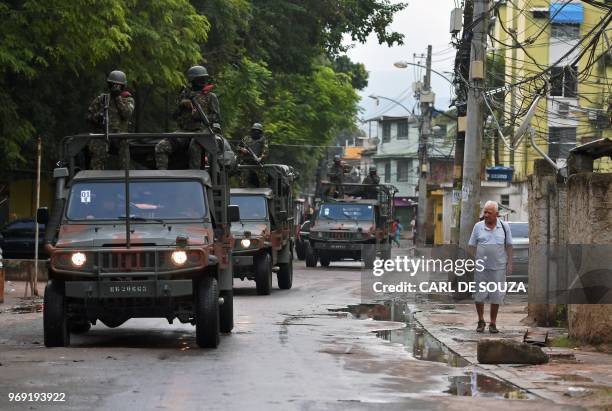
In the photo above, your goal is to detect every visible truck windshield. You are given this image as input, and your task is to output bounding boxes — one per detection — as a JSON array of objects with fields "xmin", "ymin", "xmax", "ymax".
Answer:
[
  {"xmin": 67, "ymin": 180, "xmax": 206, "ymax": 221},
  {"xmin": 318, "ymin": 203, "xmax": 374, "ymax": 221},
  {"xmin": 230, "ymin": 195, "xmax": 268, "ymax": 220}
]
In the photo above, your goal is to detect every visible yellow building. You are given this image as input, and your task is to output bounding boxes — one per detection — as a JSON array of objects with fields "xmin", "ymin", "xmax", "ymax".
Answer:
[{"xmin": 492, "ymin": 0, "xmax": 611, "ymax": 180}]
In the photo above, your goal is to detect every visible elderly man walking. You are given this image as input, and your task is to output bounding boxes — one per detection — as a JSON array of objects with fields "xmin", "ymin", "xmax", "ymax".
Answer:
[{"xmin": 468, "ymin": 201, "xmax": 513, "ymax": 333}]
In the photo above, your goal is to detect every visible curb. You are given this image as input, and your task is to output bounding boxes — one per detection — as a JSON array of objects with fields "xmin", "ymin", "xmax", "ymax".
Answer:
[{"xmin": 412, "ymin": 309, "xmax": 559, "ymax": 402}]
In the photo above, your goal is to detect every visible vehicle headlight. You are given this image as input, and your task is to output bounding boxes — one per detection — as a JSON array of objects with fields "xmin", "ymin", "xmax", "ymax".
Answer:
[
  {"xmin": 171, "ymin": 250, "xmax": 187, "ymax": 266},
  {"xmin": 240, "ymin": 238, "xmax": 251, "ymax": 248},
  {"xmin": 71, "ymin": 252, "xmax": 87, "ymax": 267},
  {"xmin": 317, "ymin": 231, "xmax": 324, "ymax": 239}
]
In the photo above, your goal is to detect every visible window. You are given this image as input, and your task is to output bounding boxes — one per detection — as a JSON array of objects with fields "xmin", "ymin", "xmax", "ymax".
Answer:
[
  {"xmin": 384, "ymin": 161, "xmax": 391, "ymax": 183},
  {"xmin": 67, "ymin": 180, "xmax": 207, "ymax": 221},
  {"xmin": 434, "ymin": 124, "xmax": 447, "ymax": 138},
  {"xmin": 551, "ymin": 23, "xmax": 580, "ymax": 40},
  {"xmin": 397, "ymin": 120, "xmax": 409, "ymax": 140},
  {"xmin": 548, "ymin": 127, "xmax": 576, "ymax": 160},
  {"xmin": 397, "ymin": 160, "xmax": 411, "ymax": 182},
  {"xmin": 500, "ymin": 194, "xmax": 510, "ymax": 207},
  {"xmin": 550, "ymin": 66, "xmax": 577, "ymax": 97},
  {"xmin": 382, "ymin": 123, "xmax": 391, "ymax": 142}
]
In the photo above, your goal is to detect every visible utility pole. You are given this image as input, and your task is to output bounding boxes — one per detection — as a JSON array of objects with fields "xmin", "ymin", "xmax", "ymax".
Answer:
[
  {"xmin": 459, "ymin": 0, "xmax": 489, "ymax": 249},
  {"xmin": 416, "ymin": 45, "xmax": 433, "ymax": 246},
  {"xmin": 450, "ymin": 0, "xmax": 474, "ymax": 245}
]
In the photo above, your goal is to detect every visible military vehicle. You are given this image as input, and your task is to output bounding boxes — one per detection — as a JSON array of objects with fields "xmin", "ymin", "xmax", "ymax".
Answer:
[
  {"xmin": 305, "ymin": 182, "xmax": 396, "ymax": 268},
  {"xmin": 37, "ymin": 132, "xmax": 238, "ymax": 348},
  {"xmin": 230, "ymin": 165, "xmax": 296, "ymax": 295}
]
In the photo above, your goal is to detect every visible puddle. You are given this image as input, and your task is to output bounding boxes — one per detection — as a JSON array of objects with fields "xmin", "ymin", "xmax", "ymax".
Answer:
[
  {"xmin": 331, "ymin": 302, "xmax": 532, "ymax": 400},
  {"xmin": 446, "ymin": 372, "xmax": 531, "ymax": 399}
]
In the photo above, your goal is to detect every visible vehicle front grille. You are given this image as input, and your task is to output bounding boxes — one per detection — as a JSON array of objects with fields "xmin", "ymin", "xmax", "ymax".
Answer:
[{"xmin": 97, "ymin": 251, "xmax": 162, "ymax": 272}]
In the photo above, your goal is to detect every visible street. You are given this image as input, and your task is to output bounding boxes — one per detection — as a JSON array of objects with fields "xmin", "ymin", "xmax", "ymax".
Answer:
[{"xmin": 0, "ymin": 260, "xmax": 577, "ymax": 411}]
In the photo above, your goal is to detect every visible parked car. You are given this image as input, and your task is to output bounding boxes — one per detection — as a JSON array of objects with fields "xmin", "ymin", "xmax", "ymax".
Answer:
[
  {"xmin": 0, "ymin": 219, "xmax": 47, "ymax": 259},
  {"xmin": 507, "ymin": 221, "xmax": 528, "ymax": 281}
]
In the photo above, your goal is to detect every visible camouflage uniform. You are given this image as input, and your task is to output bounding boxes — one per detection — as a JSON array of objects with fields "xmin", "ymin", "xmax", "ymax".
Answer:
[
  {"xmin": 362, "ymin": 173, "xmax": 380, "ymax": 199},
  {"xmin": 238, "ymin": 134, "xmax": 269, "ymax": 187},
  {"xmin": 87, "ymin": 92, "xmax": 134, "ymax": 170},
  {"xmin": 155, "ymin": 89, "xmax": 221, "ymax": 170},
  {"xmin": 327, "ymin": 161, "xmax": 345, "ymax": 197}
]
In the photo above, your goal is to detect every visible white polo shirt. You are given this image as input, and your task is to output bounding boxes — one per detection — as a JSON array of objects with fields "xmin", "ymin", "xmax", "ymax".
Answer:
[{"xmin": 468, "ymin": 219, "xmax": 512, "ymax": 270}]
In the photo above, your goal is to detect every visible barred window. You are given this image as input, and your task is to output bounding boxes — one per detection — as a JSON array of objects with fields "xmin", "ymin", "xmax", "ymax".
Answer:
[
  {"xmin": 397, "ymin": 121, "xmax": 409, "ymax": 140},
  {"xmin": 551, "ymin": 23, "xmax": 580, "ymax": 40},
  {"xmin": 382, "ymin": 123, "xmax": 391, "ymax": 142},
  {"xmin": 548, "ymin": 127, "xmax": 576, "ymax": 160},
  {"xmin": 550, "ymin": 66, "xmax": 577, "ymax": 98},
  {"xmin": 397, "ymin": 160, "xmax": 411, "ymax": 182}
]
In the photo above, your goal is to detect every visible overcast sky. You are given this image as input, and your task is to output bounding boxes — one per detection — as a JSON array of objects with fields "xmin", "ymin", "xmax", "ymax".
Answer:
[{"xmin": 344, "ymin": 0, "xmax": 458, "ymax": 133}]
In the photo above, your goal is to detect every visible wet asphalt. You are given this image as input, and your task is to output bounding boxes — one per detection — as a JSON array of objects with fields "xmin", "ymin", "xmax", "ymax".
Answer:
[{"xmin": 0, "ymin": 261, "xmax": 581, "ymax": 411}]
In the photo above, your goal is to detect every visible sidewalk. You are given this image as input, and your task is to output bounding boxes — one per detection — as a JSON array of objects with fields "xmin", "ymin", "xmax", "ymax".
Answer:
[{"xmin": 413, "ymin": 298, "xmax": 612, "ymax": 409}]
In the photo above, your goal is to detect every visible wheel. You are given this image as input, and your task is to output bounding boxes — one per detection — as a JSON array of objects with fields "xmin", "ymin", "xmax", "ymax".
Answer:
[
  {"xmin": 255, "ymin": 253, "xmax": 272, "ymax": 295},
  {"xmin": 319, "ymin": 255, "xmax": 331, "ymax": 267},
  {"xmin": 295, "ymin": 241, "xmax": 305, "ymax": 261},
  {"xmin": 195, "ymin": 277, "xmax": 220, "ymax": 348},
  {"xmin": 381, "ymin": 242, "xmax": 392, "ymax": 260},
  {"xmin": 44, "ymin": 280, "xmax": 70, "ymax": 347},
  {"xmin": 277, "ymin": 253, "xmax": 293, "ymax": 290},
  {"xmin": 70, "ymin": 320, "xmax": 91, "ymax": 334},
  {"xmin": 363, "ymin": 246, "xmax": 376, "ymax": 269},
  {"xmin": 305, "ymin": 243, "xmax": 317, "ymax": 268},
  {"xmin": 219, "ymin": 289, "xmax": 234, "ymax": 333}
]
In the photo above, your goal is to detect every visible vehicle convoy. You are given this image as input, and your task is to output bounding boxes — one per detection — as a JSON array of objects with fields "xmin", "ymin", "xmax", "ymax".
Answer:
[
  {"xmin": 305, "ymin": 182, "xmax": 397, "ymax": 268},
  {"xmin": 38, "ymin": 132, "xmax": 238, "ymax": 348},
  {"xmin": 230, "ymin": 165, "xmax": 296, "ymax": 295}
]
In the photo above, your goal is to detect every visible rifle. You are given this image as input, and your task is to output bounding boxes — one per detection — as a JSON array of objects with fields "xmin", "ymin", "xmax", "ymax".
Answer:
[
  {"xmin": 237, "ymin": 139, "xmax": 263, "ymax": 167},
  {"xmin": 188, "ymin": 93, "xmax": 216, "ymax": 136},
  {"xmin": 102, "ymin": 93, "xmax": 110, "ymax": 147}
]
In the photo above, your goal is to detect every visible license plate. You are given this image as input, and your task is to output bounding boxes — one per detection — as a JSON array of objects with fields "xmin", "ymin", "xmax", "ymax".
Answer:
[{"xmin": 101, "ymin": 282, "xmax": 155, "ymax": 297}]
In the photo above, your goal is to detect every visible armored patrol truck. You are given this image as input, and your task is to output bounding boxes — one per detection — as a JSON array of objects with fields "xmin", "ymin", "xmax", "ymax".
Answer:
[
  {"xmin": 38, "ymin": 132, "xmax": 238, "ymax": 348},
  {"xmin": 305, "ymin": 182, "xmax": 396, "ymax": 268},
  {"xmin": 230, "ymin": 165, "xmax": 295, "ymax": 295}
]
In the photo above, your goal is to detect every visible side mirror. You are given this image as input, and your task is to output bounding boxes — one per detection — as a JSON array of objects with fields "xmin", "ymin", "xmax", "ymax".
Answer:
[
  {"xmin": 278, "ymin": 210, "xmax": 288, "ymax": 222},
  {"xmin": 37, "ymin": 207, "xmax": 49, "ymax": 225},
  {"xmin": 228, "ymin": 205, "xmax": 240, "ymax": 223}
]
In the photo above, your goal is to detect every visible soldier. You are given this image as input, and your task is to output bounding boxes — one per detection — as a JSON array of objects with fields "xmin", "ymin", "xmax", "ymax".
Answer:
[
  {"xmin": 155, "ymin": 65, "xmax": 222, "ymax": 170},
  {"xmin": 361, "ymin": 166, "xmax": 380, "ymax": 199},
  {"xmin": 327, "ymin": 155, "xmax": 346, "ymax": 197},
  {"xmin": 238, "ymin": 123, "xmax": 269, "ymax": 187},
  {"xmin": 86, "ymin": 70, "xmax": 134, "ymax": 170}
]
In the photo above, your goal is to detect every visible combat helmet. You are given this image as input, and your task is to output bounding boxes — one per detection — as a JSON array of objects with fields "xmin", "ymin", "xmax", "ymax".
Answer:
[
  {"xmin": 187, "ymin": 65, "xmax": 209, "ymax": 82},
  {"xmin": 107, "ymin": 70, "xmax": 127, "ymax": 85}
]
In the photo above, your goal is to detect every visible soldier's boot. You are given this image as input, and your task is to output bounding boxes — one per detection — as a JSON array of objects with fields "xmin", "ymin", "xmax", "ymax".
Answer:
[
  {"xmin": 155, "ymin": 138, "xmax": 172, "ymax": 170},
  {"xmin": 88, "ymin": 139, "xmax": 109, "ymax": 170},
  {"xmin": 188, "ymin": 139, "xmax": 202, "ymax": 170},
  {"xmin": 118, "ymin": 140, "xmax": 130, "ymax": 169}
]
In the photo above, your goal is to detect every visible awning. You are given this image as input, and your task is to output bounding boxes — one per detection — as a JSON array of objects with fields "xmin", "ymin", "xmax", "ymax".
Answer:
[{"xmin": 550, "ymin": 2, "xmax": 583, "ymax": 24}]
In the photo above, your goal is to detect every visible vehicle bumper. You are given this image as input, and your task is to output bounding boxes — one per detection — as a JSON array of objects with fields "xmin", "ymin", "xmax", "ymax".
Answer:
[{"xmin": 313, "ymin": 242, "xmax": 365, "ymax": 251}]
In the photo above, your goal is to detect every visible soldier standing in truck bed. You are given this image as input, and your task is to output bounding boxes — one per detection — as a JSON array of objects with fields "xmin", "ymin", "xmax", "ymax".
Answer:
[
  {"xmin": 238, "ymin": 123, "xmax": 269, "ymax": 187},
  {"xmin": 86, "ymin": 70, "xmax": 134, "ymax": 170},
  {"xmin": 155, "ymin": 65, "xmax": 222, "ymax": 170}
]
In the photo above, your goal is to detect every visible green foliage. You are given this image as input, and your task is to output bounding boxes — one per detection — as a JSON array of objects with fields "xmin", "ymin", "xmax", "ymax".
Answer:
[
  {"xmin": 332, "ymin": 55, "xmax": 369, "ymax": 90},
  {"xmin": 0, "ymin": 0, "xmax": 404, "ymax": 185}
]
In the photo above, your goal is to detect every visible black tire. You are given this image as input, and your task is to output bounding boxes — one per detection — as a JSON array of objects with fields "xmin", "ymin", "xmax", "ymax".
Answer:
[
  {"xmin": 305, "ymin": 243, "xmax": 317, "ymax": 268},
  {"xmin": 319, "ymin": 255, "xmax": 331, "ymax": 267},
  {"xmin": 295, "ymin": 241, "xmax": 305, "ymax": 261},
  {"xmin": 70, "ymin": 320, "xmax": 91, "ymax": 334},
  {"xmin": 219, "ymin": 289, "xmax": 234, "ymax": 333},
  {"xmin": 195, "ymin": 277, "xmax": 220, "ymax": 348},
  {"xmin": 277, "ymin": 253, "xmax": 293, "ymax": 290},
  {"xmin": 363, "ymin": 246, "xmax": 376, "ymax": 269},
  {"xmin": 44, "ymin": 280, "xmax": 70, "ymax": 347},
  {"xmin": 255, "ymin": 253, "xmax": 272, "ymax": 295}
]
